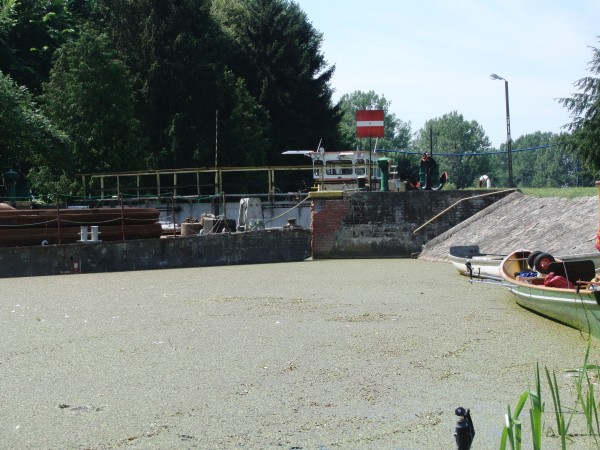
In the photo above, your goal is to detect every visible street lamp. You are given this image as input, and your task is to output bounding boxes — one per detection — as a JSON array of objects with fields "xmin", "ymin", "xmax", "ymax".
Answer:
[{"xmin": 490, "ymin": 73, "xmax": 513, "ymax": 187}]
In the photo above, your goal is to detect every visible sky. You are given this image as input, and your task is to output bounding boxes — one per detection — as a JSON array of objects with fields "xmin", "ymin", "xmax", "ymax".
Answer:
[{"xmin": 295, "ymin": 0, "xmax": 600, "ymax": 148}]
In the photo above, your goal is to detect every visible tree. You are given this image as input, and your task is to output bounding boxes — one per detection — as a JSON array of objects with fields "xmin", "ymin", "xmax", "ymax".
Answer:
[
  {"xmin": 0, "ymin": 71, "xmax": 36, "ymax": 166},
  {"xmin": 0, "ymin": 70, "xmax": 73, "ymax": 195},
  {"xmin": 65, "ymin": 0, "xmax": 97, "ymax": 24},
  {"xmin": 558, "ymin": 39, "xmax": 600, "ymax": 176},
  {"xmin": 96, "ymin": 0, "xmax": 269, "ymax": 171},
  {"xmin": 42, "ymin": 26, "xmax": 145, "ymax": 175},
  {"xmin": 212, "ymin": 0, "xmax": 342, "ymax": 162},
  {"xmin": 337, "ymin": 90, "xmax": 412, "ymax": 150},
  {"xmin": 503, "ymin": 132, "xmax": 584, "ymax": 188},
  {"xmin": 0, "ymin": 0, "xmax": 77, "ymax": 94},
  {"xmin": 413, "ymin": 112, "xmax": 491, "ymax": 188}
]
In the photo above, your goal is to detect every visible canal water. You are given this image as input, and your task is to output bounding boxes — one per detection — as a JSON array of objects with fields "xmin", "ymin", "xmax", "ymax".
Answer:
[{"xmin": 1, "ymin": 258, "xmax": 599, "ymax": 449}]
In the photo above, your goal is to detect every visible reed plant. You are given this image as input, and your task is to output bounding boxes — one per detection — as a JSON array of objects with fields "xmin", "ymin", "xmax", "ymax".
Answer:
[
  {"xmin": 500, "ymin": 341, "xmax": 600, "ymax": 449},
  {"xmin": 500, "ymin": 391, "xmax": 529, "ymax": 450},
  {"xmin": 546, "ymin": 366, "xmax": 569, "ymax": 449}
]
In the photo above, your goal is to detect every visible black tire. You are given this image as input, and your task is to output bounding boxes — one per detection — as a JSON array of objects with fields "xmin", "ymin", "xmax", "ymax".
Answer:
[
  {"xmin": 534, "ymin": 252, "xmax": 555, "ymax": 274},
  {"xmin": 527, "ymin": 251, "xmax": 543, "ymax": 269}
]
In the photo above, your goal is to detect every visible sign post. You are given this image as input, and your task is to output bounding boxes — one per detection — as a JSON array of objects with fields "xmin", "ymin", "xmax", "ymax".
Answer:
[{"xmin": 356, "ymin": 110, "xmax": 385, "ymax": 189}]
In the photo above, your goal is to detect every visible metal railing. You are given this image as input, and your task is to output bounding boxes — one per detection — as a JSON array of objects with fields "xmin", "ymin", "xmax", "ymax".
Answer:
[{"xmin": 79, "ymin": 165, "xmax": 316, "ymax": 200}]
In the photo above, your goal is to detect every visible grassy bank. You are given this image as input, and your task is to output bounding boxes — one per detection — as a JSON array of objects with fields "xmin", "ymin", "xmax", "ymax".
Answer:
[
  {"xmin": 457, "ymin": 186, "xmax": 597, "ymax": 198},
  {"xmin": 519, "ymin": 187, "xmax": 597, "ymax": 198}
]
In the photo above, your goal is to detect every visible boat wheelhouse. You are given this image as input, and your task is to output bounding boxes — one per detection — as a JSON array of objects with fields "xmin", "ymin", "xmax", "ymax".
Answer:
[{"xmin": 282, "ymin": 149, "xmax": 382, "ymax": 188}]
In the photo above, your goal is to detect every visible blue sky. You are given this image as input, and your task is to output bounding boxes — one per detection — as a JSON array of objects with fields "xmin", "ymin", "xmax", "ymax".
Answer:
[{"xmin": 295, "ymin": 0, "xmax": 600, "ymax": 148}]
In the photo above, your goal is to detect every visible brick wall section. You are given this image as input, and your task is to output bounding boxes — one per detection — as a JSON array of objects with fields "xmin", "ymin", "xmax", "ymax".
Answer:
[
  {"xmin": 312, "ymin": 190, "xmax": 513, "ymax": 258},
  {"xmin": 0, "ymin": 229, "xmax": 311, "ymax": 278},
  {"xmin": 311, "ymin": 199, "xmax": 351, "ymax": 258}
]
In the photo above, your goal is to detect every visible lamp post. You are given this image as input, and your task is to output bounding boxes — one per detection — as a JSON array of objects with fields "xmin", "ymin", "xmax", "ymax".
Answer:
[{"xmin": 490, "ymin": 73, "xmax": 513, "ymax": 187}]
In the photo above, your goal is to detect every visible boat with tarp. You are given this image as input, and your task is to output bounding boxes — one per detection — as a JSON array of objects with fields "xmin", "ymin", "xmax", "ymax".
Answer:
[{"xmin": 500, "ymin": 249, "xmax": 600, "ymax": 337}]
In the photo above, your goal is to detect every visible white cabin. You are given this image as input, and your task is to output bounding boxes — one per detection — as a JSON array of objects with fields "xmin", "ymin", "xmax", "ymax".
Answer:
[{"xmin": 283, "ymin": 149, "xmax": 382, "ymax": 187}]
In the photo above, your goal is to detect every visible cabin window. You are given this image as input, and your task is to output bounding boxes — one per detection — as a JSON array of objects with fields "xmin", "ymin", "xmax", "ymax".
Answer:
[
  {"xmin": 339, "ymin": 160, "xmax": 352, "ymax": 175},
  {"xmin": 326, "ymin": 160, "xmax": 352, "ymax": 175}
]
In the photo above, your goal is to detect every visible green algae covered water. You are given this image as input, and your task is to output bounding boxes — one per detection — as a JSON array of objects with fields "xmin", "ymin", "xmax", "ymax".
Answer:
[{"xmin": 1, "ymin": 259, "xmax": 598, "ymax": 449}]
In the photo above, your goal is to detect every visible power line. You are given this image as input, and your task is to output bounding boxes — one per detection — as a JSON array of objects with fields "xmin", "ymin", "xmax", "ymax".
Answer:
[{"xmin": 376, "ymin": 143, "xmax": 558, "ymax": 157}]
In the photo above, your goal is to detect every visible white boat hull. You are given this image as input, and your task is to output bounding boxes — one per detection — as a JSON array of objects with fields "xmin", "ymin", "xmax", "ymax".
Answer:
[
  {"xmin": 449, "ymin": 245, "xmax": 504, "ymax": 281},
  {"xmin": 449, "ymin": 254, "xmax": 504, "ymax": 281}
]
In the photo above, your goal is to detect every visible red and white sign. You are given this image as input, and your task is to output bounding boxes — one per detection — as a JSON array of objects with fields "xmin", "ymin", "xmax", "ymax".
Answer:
[{"xmin": 356, "ymin": 110, "xmax": 384, "ymax": 138}]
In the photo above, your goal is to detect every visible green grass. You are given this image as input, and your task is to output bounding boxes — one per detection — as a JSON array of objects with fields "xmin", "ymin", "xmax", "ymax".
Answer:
[
  {"xmin": 459, "ymin": 186, "xmax": 597, "ymax": 198},
  {"xmin": 519, "ymin": 187, "xmax": 598, "ymax": 199}
]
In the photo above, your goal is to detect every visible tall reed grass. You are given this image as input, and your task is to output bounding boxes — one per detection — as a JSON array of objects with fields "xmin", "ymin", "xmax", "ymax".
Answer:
[{"xmin": 500, "ymin": 342, "xmax": 600, "ymax": 449}]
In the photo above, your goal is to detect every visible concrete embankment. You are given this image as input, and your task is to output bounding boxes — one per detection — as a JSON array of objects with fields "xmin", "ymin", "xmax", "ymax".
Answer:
[{"xmin": 419, "ymin": 191, "xmax": 600, "ymax": 261}]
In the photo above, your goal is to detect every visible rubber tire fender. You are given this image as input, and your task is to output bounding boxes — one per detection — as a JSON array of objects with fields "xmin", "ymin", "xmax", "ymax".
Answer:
[
  {"xmin": 527, "ymin": 251, "xmax": 543, "ymax": 270},
  {"xmin": 534, "ymin": 252, "xmax": 555, "ymax": 274}
]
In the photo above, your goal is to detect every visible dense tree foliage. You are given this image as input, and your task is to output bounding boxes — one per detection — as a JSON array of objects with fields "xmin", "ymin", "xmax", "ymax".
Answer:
[
  {"xmin": 0, "ymin": 71, "xmax": 67, "ymax": 168},
  {"xmin": 413, "ymin": 112, "xmax": 491, "ymax": 189},
  {"xmin": 558, "ymin": 40, "xmax": 600, "ymax": 177},
  {"xmin": 1, "ymin": 0, "xmax": 598, "ymax": 195},
  {"xmin": 213, "ymin": 0, "xmax": 342, "ymax": 162},
  {"xmin": 0, "ymin": 70, "xmax": 75, "ymax": 196},
  {"xmin": 505, "ymin": 133, "xmax": 556, "ymax": 187},
  {"xmin": 42, "ymin": 26, "xmax": 145, "ymax": 175},
  {"xmin": 504, "ymin": 132, "xmax": 594, "ymax": 188},
  {"xmin": 96, "ymin": 0, "xmax": 241, "ymax": 168},
  {"xmin": 0, "ymin": 0, "xmax": 77, "ymax": 94}
]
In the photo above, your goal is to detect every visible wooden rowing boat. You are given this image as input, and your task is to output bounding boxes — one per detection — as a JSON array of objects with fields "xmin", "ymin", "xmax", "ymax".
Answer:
[
  {"xmin": 450, "ymin": 245, "xmax": 600, "ymax": 282},
  {"xmin": 500, "ymin": 249, "xmax": 600, "ymax": 337}
]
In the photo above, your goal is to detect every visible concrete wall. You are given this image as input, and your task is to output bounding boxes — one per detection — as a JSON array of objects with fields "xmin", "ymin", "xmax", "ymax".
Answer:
[
  {"xmin": 0, "ymin": 229, "xmax": 311, "ymax": 278},
  {"xmin": 0, "ymin": 190, "xmax": 514, "ymax": 277},
  {"xmin": 311, "ymin": 190, "xmax": 514, "ymax": 258}
]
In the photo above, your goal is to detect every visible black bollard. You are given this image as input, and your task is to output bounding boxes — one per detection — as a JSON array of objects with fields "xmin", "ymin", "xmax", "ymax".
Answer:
[{"xmin": 454, "ymin": 407, "xmax": 475, "ymax": 450}]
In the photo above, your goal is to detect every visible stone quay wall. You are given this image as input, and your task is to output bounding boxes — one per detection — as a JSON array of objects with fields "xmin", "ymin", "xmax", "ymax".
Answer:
[
  {"xmin": 0, "ymin": 229, "xmax": 311, "ymax": 278},
  {"xmin": 311, "ymin": 190, "xmax": 515, "ymax": 259},
  {"xmin": 0, "ymin": 190, "xmax": 519, "ymax": 277}
]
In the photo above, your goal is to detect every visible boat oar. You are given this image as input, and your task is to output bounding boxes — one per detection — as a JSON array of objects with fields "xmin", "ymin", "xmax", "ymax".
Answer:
[
  {"xmin": 573, "ymin": 280, "xmax": 600, "ymax": 286},
  {"xmin": 571, "ymin": 280, "xmax": 600, "ymax": 292},
  {"xmin": 468, "ymin": 279, "xmax": 512, "ymax": 287}
]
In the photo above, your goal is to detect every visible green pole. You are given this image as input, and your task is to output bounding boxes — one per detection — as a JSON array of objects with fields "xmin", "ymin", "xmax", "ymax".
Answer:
[{"xmin": 377, "ymin": 157, "xmax": 392, "ymax": 192}]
